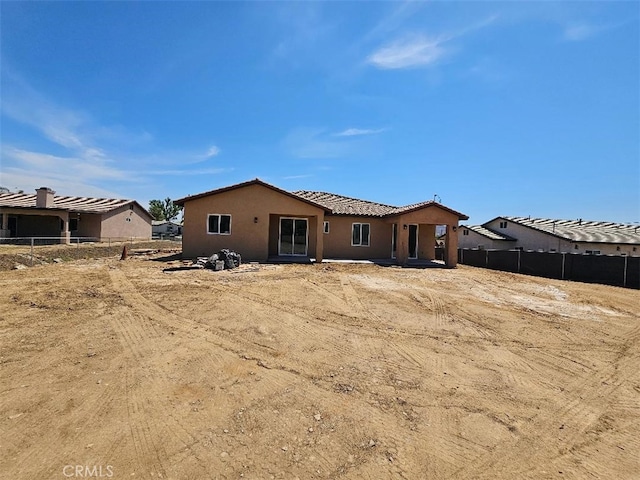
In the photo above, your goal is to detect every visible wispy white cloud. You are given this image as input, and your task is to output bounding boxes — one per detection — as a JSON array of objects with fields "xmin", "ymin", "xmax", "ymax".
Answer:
[
  {"xmin": 282, "ymin": 174, "xmax": 313, "ymax": 180},
  {"xmin": 3, "ymin": 147, "xmax": 129, "ymax": 181},
  {"xmin": 146, "ymin": 167, "xmax": 231, "ymax": 176},
  {"xmin": 335, "ymin": 127, "xmax": 386, "ymax": 137},
  {"xmin": 564, "ymin": 23, "xmax": 599, "ymax": 41},
  {"xmin": 204, "ymin": 145, "xmax": 221, "ymax": 158},
  {"xmin": 561, "ymin": 20, "xmax": 628, "ymax": 42},
  {"xmin": 367, "ymin": 15, "xmax": 498, "ymax": 70},
  {"xmin": 367, "ymin": 34, "xmax": 448, "ymax": 69},
  {"xmin": 0, "ymin": 72, "xmax": 229, "ymax": 195},
  {"xmin": 283, "ymin": 128, "xmax": 352, "ymax": 159}
]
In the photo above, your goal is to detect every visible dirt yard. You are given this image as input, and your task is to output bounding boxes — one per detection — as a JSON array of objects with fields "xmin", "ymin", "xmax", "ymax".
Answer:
[{"xmin": 1, "ymin": 251, "xmax": 638, "ymax": 479}]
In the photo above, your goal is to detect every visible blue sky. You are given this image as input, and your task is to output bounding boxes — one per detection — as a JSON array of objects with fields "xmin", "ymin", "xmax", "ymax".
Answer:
[{"xmin": 1, "ymin": 1, "xmax": 638, "ymax": 224}]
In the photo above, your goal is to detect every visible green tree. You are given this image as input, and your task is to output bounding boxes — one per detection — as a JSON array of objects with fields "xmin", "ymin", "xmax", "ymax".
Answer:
[{"xmin": 149, "ymin": 198, "xmax": 182, "ymax": 221}]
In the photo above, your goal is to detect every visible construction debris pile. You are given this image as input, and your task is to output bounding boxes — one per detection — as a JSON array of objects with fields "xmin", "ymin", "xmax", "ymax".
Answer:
[{"xmin": 195, "ymin": 249, "xmax": 242, "ymax": 270}]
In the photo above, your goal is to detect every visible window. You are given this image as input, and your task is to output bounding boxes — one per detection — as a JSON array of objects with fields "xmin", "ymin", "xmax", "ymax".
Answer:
[
  {"xmin": 69, "ymin": 218, "xmax": 78, "ymax": 231},
  {"xmin": 208, "ymin": 214, "xmax": 231, "ymax": 235},
  {"xmin": 352, "ymin": 223, "xmax": 370, "ymax": 246},
  {"xmin": 323, "ymin": 221, "xmax": 330, "ymax": 234},
  {"xmin": 499, "ymin": 221, "xmax": 508, "ymax": 229},
  {"xmin": 463, "ymin": 229, "xmax": 469, "ymax": 236}
]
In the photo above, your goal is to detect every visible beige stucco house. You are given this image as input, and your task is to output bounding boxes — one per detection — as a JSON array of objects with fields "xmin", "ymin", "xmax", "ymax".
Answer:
[
  {"xmin": 175, "ymin": 179, "xmax": 468, "ymax": 266},
  {"xmin": 0, "ymin": 187, "xmax": 153, "ymax": 243},
  {"xmin": 458, "ymin": 225, "xmax": 517, "ymax": 250},
  {"xmin": 460, "ymin": 216, "xmax": 639, "ymax": 256}
]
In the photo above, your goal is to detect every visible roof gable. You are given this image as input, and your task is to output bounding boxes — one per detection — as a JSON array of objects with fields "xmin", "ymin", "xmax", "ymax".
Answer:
[{"xmin": 174, "ymin": 179, "xmax": 331, "ymax": 212}]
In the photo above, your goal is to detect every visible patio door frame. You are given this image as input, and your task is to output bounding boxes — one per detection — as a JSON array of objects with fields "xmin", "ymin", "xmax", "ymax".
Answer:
[
  {"xmin": 278, "ymin": 217, "xmax": 309, "ymax": 256},
  {"xmin": 391, "ymin": 223, "xmax": 397, "ymax": 259}
]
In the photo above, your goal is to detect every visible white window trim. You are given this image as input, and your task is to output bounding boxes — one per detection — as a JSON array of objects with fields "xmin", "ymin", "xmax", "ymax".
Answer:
[
  {"xmin": 207, "ymin": 214, "xmax": 232, "ymax": 235},
  {"xmin": 351, "ymin": 222, "xmax": 370, "ymax": 247},
  {"xmin": 323, "ymin": 221, "xmax": 330, "ymax": 234}
]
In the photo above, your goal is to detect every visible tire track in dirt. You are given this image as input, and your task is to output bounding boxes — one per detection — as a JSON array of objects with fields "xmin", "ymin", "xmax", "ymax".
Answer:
[
  {"xmin": 111, "ymin": 266, "xmax": 491, "ymax": 475},
  {"xmin": 14, "ymin": 379, "xmax": 125, "ymax": 479},
  {"xmin": 450, "ymin": 324, "xmax": 640, "ymax": 479},
  {"xmin": 107, "ymin": 269, "xmax": 224, "ymax": 476}
]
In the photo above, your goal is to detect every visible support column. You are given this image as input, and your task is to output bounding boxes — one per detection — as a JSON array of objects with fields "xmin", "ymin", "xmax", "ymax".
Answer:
[
  {"xmin": 315, "ymin": 214, "xmax": 324, "ymax": 263},
  {"xmin": 59, "ymin": 213, "xmax": 71, "ymax": 245},
  {"xmin": 396, "ymin": 221, "xmax": 410, "ymax": 265},
  {"xmin": 0, "ymin": 212, "xmax": 9, "ymax": 238},
  {"xmin": 445, "ymin": 224, "xmax": 459, "ymax": 267}
]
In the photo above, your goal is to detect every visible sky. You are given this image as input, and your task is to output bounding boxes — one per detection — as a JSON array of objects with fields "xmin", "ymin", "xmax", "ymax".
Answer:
[{"xmin": 1, "ymin": 1, "xmax": 638, "ymax": 224}]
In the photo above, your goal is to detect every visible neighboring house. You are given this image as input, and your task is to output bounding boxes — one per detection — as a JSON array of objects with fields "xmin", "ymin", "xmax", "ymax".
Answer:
[
  {"xmin": 459, "ymin": 216, "xmax": 639, "ymax": 256},
  {"xmin": 0, "ymin": 187, "xmax": 153, "ymax": 243},
  {"xmin": 458, "ymin": 225, "xmax": 517, "ymax": 250},
  {"xmin": 174, "ymin": 179, "xmax": 468, "ymax": 266},
  {"xmin": 152, "ymin": 220, "xmax": 183, "ymax": 237}
]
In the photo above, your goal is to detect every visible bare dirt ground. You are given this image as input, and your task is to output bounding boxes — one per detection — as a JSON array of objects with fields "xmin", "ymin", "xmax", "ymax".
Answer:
[{"xmin": 1, "ymin": 251, "xmax": 638, "ymax": 480}]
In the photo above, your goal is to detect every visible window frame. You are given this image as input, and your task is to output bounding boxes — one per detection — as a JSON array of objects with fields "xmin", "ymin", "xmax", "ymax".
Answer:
[
  {"xmin": 207, "ymin": 214, "xmax": 232, "ymax": 235},
  {"xmin": 351, "ymin": 222, "xmax": 370, "ymax": 247},
  {"xmin": 323, "ymin": 221, "xmax": 330, "ymax": 234}
]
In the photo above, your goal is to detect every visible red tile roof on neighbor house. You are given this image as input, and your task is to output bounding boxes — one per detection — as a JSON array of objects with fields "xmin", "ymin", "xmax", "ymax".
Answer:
[{"xmin": 0, "ymin": 192, "xmax": 152, "ymax": 217}]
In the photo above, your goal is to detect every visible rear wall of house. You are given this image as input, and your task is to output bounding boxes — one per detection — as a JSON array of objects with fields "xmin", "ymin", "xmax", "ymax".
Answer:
[
  {"xmin": 73, "ymin": 213, "xmax": 102, "ymax": 238},
  {"xmin": 323, "ymin": 216, "xmax": 392, "ymax": 259},
  {"xmin": 100, "ymin": 204, "xmax": 152, "ymax": 239},
  {"xmin": 181, "ymin": 183, "xmax": 325, "ymax": 260},
  {"xmin": 458, "ymin": 229, "xmax": 516, "ymax": 250}
]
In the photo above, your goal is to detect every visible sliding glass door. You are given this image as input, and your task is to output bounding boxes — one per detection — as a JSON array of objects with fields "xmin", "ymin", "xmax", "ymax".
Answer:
[{"xmin": 279, "ymin": 218, "xmax": 308, "ymax": 256}]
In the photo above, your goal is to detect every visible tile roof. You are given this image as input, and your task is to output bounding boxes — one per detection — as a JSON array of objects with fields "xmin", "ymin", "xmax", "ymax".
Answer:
[
  {"xmin": 0, "ymin": 192, "xmax": 146, "ymax": 215},
  {"xmin": 174, "ymin": 179, "xmax": 468, "ymax": 219},
  {"xmin": 461, "ymin": 225, "xmax": 517, "ymax": 241},
  {"xmin": 293, "ymin": 191, "xmax": 397, "ymax": 216},
  {"xmin": 496, "ymin": 216, "xmax": 640, "ymax": 245},
  {"xmin": 294, "ymin": 191, "xmax": 468, "ymax": 219}
]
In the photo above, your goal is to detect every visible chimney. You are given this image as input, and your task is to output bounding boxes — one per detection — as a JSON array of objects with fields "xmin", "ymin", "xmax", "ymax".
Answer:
[{"xmin": 36, "ymin": 187, "xmax": 55, "ymax": 208}]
